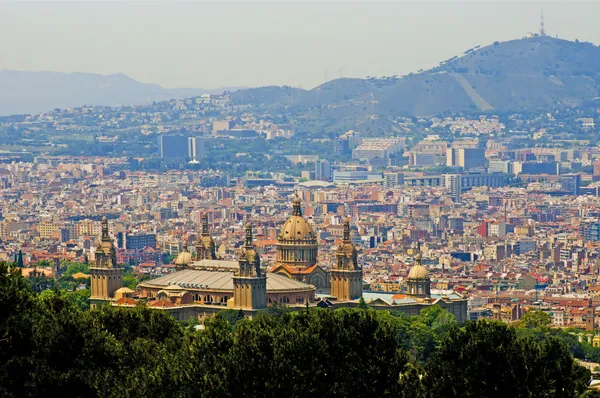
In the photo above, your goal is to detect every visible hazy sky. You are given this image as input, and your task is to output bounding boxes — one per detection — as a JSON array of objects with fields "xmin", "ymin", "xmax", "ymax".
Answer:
[{"xmin": 1, "ymin": 1, "xmax": 599, "ymax": 89}]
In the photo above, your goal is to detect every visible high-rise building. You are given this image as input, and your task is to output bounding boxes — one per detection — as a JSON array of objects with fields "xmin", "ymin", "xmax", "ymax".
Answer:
[
  {"xmin": 593, "ymin": 161, "xmax": 600, "ymax": 181},
  {"xmin": 443, "ymin": 174, "xmax": 462, "ymax": 202},
  {"xmin": 447, "ymin": 148, "xmax": 486, "ymax": 171},
  {"xmin": 512, "ymin": 161, "xmax": 559, "ymax": 175},
  {"xmin": 188, "ymin": 137, "xmax": 205, "ymax": 162},
  {"xmin": 158, "ymin": 135, "xmax": 189, "ymax": 158},
  {"xmin": 582, "ymin": 222, "xmax": 600, "ymax": 242},
  {"xmin": 124, "ymin": 233, "xmax": 157, "ymax": 251},
  {"xmin": 212, "ymin": 120, "xmax": 232, "ymax": 134},
  {"xmin": 314, "ymin": 159, "xmax": 332, "ymax": 181},
  {"xmin": 383, "ymin": 172, "xmax": 404, "ymax": 188},
  {"xmin": 488, "ymin": 159, "xmax": 513, "ymax": 174},
  {"xmin": 334, "ymin": 130, "xmax": 361, "ymax": 155}
]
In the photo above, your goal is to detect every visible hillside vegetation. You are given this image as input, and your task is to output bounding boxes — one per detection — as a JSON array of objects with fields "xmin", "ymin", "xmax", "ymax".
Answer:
[{"xmin": 231, "ymin": 37, "xmax": 600, "ymax": 117}]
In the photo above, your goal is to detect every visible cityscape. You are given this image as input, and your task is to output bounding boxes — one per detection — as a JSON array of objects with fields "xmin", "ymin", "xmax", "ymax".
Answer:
[{"xmin": 3, "ymin": 2, "xmax": 600, "ymax": 396}]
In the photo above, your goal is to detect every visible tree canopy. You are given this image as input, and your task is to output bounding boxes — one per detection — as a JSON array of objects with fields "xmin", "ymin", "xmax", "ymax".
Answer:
[{"xmin": 0, "ymin": 262, "xmax": 593, "ymax": 397}]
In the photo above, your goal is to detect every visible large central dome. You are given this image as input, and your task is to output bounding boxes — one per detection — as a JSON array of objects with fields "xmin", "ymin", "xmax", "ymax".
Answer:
[
  {"xmin": 271, "ymin": 195, "xmax": 328, "ymax": 289},
  {"xmin": 279, "ymin": 197, "xmax": 315, "ymax": 241}
]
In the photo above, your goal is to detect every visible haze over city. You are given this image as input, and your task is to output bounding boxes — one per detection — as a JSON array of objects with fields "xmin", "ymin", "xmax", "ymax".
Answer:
[
  {"xmin": 6, "ymin": 1, "xmax": 600, "ymax": 396},
  {"xmin": 1, "ymin": 1, "xmax": 599, "ymax": 89}
]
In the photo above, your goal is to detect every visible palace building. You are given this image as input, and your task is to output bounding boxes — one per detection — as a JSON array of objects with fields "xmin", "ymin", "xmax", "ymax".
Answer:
[{"xmin": 90, "ymin": 205, "xmax": 467, "ymax": 322}]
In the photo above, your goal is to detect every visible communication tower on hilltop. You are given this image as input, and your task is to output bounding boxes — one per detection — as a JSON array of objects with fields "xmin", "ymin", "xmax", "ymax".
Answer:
[{"xmin": 540, "ymin": 9, "xmax": 546, "ymax": 37}]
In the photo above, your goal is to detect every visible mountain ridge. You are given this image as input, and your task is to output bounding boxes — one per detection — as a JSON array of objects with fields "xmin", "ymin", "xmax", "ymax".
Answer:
[
  {"xmin": 230, "ymin": 36, "xmax": 600, "ymax": 117},
  {"xmin": 0, "ymin": 70, "xmax": 242, "ymax": 116}
]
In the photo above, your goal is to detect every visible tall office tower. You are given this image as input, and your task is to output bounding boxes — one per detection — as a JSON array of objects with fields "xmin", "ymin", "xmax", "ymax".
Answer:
[
  {"xmin": 383, "ymin": 172, "xmax": 404, "ymax": 188},
  {"xmin": 334, "ymin": 130, "xmax": 362, "ymax": 155},
  {"xmin": 594, "ymin": 161, "xmax": 600, "ymax": 181},
  {"xmin": 444, "ymin": 174, "xmax": 462, "ymax": 202},
  {"xmin": 158, "ymin": 135, "xmax": 189, "ymax": 158},
  {"xmin": 446, "ymin": 147, "xmax": 460, "ymax": 167},
  {"xmin": 315, "ymin": 159, "xmax": 332, "ymax": 181},
  {"xmin": 447, "ymin": 147, "xmax": 486, "ymax": 171},
  {"xmin": 188, "ymin": 137, "xmax": 205, "ymax": 161}
]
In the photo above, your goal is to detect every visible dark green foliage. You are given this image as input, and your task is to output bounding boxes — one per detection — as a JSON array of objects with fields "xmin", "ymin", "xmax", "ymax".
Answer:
[
  {"xmin": 514, "ymin": 309, "xmax": 551, "ymax": 329},
  {"xmin": 425, "ymin": 321, "xmax": 590, "ymax": 398},
  {"xmin": 26, "ymin": 273, "xmax": 55, "ymax": 293},
  {"xmin": 62, "ymin": 261, "xmax": 90, "ymax": 277},
  {"xmin": 215, "ymin": 308, "xmax": 246, "ymax": 326},
  {"xmin": 0, "ymin": 262, "xmax": 592, "ymax": 397},
  {"xmin": 17, "ymin": 250, "xmax": 23, "ymax": 268}
]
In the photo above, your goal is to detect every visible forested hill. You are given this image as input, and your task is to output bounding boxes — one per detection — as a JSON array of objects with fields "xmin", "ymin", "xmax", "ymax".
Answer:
[{"xmin": 231, "ymin": 36, "xmax": 600, "ymax": 117}]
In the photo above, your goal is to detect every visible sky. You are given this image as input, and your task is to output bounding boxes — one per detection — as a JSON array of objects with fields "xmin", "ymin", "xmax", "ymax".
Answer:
[{"xmin": 1, "ymin": 1, "xmax": 599, "ymax": 90}]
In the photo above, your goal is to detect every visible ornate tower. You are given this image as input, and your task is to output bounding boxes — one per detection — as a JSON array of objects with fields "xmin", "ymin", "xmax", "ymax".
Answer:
[
  {"xmin": 196, "ymin": 213, "xmax": 216, "ymax": 260},
  {"xmin": 406, "ymin": 243, "xmax": 431, "ymax": 298},
  {"xmin": 587, "ymin": 297, "xmax": 596, "ymax": 331},
  {"xmin": 330, "ymin": 218, "xmax": 362, "ymax": 301},
  {"xmin": 90, "ymin": 217, "xmax": 122, "ymax": 308},
  {"xmin": 232, "ymin": 223, "xmax": 267, "ymax": 309}
]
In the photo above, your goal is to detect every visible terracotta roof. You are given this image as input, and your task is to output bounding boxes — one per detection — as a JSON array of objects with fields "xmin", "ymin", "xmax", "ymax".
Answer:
[
  {"xmin": 115, "ymin": 297, "xmax": 137, "ymax": 306},
  {"xmin": 150, "ymin": 299, "xmax": 176, "ymax": 308}
]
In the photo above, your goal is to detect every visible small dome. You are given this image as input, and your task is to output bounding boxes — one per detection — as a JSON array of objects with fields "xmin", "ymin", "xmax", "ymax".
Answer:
[
  {"xmin": 175, "ymin": 251, "xmax": 193, "ymax": 265},
  {"xmin": 408, "ymin": 264, "xmax": 429, "ymax": 279}
]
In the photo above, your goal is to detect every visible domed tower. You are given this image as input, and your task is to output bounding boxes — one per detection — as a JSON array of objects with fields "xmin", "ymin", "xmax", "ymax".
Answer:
[
  {"xmin": 330, "ymin": 218, "xmax": 362, "ymax": 301},
  {"xmin": 277, "ymin": 196, "xmax": 318, "ymax": 267},
  {"xmin": 233, "ymin": 223, "xmax": 267, "ymax": 309},
  {"xmin": 406, "ymin": 243, "xmax": 431, "ymax": 298},
  {"xmin": 271, "ymin": 195, "xmax": 328, "ymax": 288},
  {"xmin": 175, "ymin": 239, "xmax": 192, "ymax": 269},
  {"xmin": 90, "ymin": 217, "xmax": 122, "ymax": 308},
  {"xmin": 196, "ymin": 213, "xmax": 216, "ymax": 260}
]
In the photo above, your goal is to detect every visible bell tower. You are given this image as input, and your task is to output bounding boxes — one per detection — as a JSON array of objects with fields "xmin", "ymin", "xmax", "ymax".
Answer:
[
  {"xmin": 587, "ymin": 297, "xmax": 596, "ymax": 331},
  {"xmin": 196, "ymin": 213, "xmax": 217, "ymax": 260},
  {"xmin": 330, "ymin": 218, "xmax": 362, "ymax": 301},
  {"xmin": 232, "ymin": 223, "xmax": 267, "ymax": 309},
  {"xmin": 90, "ymin": 217, "xmax": 122, "ymax": 308}
]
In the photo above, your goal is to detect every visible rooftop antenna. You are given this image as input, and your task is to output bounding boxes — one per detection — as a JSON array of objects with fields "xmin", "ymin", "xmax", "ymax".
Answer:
[{"xmin": 540, "ymin": 9, "xmax": 546, "ymax": 37}]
